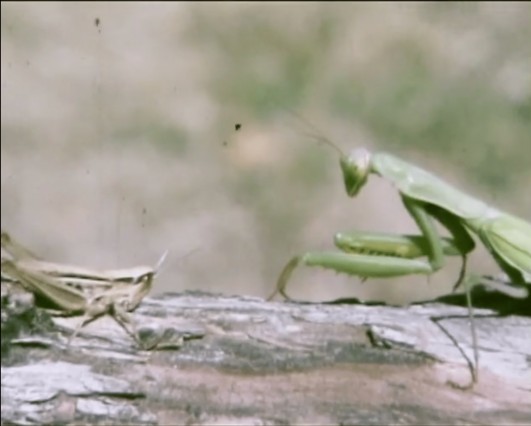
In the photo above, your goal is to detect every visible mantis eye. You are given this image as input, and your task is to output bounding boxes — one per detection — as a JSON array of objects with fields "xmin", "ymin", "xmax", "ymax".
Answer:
[{"xmin": 340, "ymin": 148, "xmax": 371, "ymax": 197}]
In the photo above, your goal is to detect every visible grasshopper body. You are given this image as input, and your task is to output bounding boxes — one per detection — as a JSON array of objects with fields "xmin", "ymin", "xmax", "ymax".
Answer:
[{"xmin": 1, "ymin": 230, "xmax": 165, "ymax": 348}]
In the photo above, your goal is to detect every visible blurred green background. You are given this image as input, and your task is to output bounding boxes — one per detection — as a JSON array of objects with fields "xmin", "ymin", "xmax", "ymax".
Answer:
[{"xmin": 2, "ymin": 2, "xmax": 530, "ymax": 304}]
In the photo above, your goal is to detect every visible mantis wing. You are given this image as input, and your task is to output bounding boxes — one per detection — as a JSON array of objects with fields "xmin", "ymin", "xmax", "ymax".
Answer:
[
  {"xmin": 372, "ymin": 153, "xmax": 490, "ymax": 220},
  {"xmin": 482, "ymin": 214, "xmax": 531, "ymax": 276}
]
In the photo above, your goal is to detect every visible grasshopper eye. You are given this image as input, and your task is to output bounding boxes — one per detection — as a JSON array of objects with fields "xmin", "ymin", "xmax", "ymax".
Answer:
[{"xmin": 135, "ymin": 272, "xmax": 154, "ymax": 284}]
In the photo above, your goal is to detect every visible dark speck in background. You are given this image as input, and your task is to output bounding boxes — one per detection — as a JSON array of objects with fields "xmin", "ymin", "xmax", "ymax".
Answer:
[
  {"xmin": 235, "ymin": 123, "xmax": 241, "ymax": 131},
  {"xmin": 95, "ymin": 17, "xmax": 100, "ymax": 27}
]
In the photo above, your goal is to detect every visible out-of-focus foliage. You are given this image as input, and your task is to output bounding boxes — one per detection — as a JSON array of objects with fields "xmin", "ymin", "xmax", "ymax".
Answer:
[{"xmin": 2, "ymin": 2, "xmax": 530, "ymax": 304}]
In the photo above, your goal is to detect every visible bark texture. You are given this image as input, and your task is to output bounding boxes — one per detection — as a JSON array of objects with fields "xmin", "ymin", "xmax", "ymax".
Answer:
[{"xmin": 1, "ymin": 289, "xmax": 530, "ymax": 425}]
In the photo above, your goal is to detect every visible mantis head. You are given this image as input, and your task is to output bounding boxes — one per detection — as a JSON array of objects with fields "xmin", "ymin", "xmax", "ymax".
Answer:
[
  {"xmin": 293, "ymin": 115, "xmax": 372, "ymax": 197},
  {"xmin": 340, "ymin": 148, "xmax": 371, "ymax": 197}
]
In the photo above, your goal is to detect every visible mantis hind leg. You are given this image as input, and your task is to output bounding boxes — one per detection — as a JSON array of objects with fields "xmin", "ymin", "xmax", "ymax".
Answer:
[{"xmin": 464, "ymin": 274, "xmax": 529, "ymax": 299}]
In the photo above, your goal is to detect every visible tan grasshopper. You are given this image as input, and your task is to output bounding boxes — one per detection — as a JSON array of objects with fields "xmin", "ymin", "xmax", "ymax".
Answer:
[{"xmin": 1, "ymin": 230, "xmax": 167, "ymax": 349}]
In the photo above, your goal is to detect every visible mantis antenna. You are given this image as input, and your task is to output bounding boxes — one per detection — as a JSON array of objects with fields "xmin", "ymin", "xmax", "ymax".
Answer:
[{"xmin": 285, "ymin": 109, "xmax": 346, "ymax": 157}]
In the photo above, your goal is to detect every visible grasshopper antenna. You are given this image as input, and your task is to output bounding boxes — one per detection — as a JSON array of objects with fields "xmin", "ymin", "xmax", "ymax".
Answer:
[
  {"xmin": 155, "ymin": 246, "xmax": 201, "ymax": 274},
  {"xmin": 155, "ymin": 250, "xmax": 169, "ymax": 273}
]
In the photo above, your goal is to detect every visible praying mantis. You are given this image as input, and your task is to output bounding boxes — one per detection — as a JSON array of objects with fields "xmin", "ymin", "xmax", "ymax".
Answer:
[
  {"xmin": 268, "ymin": 136, "xmax": 531, "ymax": 384},
  {"xmin": 1, "ymin": 230, "xmax": 167, "ymax": 349}
]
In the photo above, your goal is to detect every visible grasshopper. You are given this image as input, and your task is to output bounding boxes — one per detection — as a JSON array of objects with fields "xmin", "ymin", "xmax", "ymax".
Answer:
[
  {"xmin": 1, "ymin": 230, "xmax": 167, "ymax": 349},
  {"xmin": 268, "ymin": 133, "xmax": 530, "ymax": 385}
]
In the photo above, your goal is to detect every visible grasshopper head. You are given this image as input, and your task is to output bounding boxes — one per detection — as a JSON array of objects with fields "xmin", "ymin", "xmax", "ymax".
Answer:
[{"xmin": 340, "ymin": 148, "xmax": 371, "ymax": 197}]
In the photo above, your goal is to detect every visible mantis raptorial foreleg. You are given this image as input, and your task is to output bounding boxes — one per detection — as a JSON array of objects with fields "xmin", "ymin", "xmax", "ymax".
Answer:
[{"xmin": 270, "ymin": 231, "xmax": 468, "ymax": 301}]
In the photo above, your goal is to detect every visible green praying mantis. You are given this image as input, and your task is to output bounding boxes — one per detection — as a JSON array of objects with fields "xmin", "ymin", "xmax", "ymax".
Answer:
[{"xmin": 268, "ymin": 134, "xmax": 531, "ymax": 385}]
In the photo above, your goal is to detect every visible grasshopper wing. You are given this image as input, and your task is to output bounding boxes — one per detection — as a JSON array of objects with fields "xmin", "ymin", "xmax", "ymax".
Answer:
[{"xmin": 1, "ymin": 259, "xmax": 88, "ymax": 313}]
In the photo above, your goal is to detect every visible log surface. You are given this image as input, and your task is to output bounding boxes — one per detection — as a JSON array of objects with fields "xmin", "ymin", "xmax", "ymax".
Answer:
[{"xmin": 2, "ymin": 290, "xmax": 530, "ymax": 425}]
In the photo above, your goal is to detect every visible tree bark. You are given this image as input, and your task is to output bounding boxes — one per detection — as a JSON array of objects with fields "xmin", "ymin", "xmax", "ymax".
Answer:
[{"xmin": 2, "ymin": 289, "xmax": 530, "ymax": 425}]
